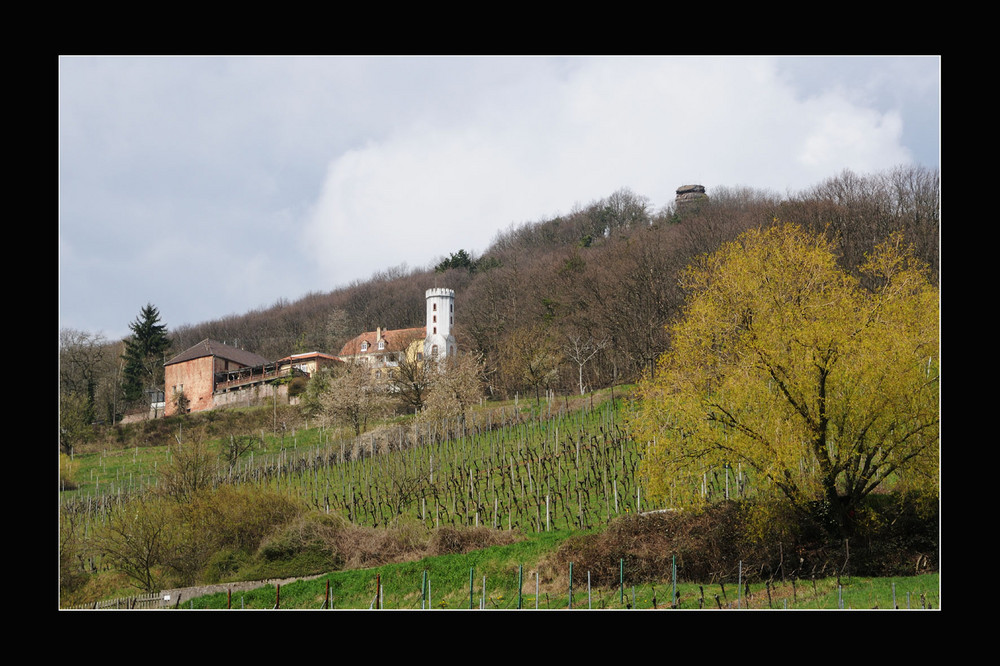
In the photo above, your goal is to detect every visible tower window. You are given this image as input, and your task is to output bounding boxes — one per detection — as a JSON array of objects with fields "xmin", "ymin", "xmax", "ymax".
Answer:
[
  {"xmin": 432, "ymin": 345, "xmax": 439, "ymax": 357},
  {"xmin": 433, "ymin": 327, "xmax": 437, "ymax": 334},
  {"xmin": 433, "ymin": 303, "xmax": 437, "ymax": 311},
  {"xmin": 433, "ymin": 315, "xmax": 437, "ymax": 323}
]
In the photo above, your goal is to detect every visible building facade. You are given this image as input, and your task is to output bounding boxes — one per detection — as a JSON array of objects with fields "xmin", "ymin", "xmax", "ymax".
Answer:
[{"xmin": 163, "ymin": 339, "xmax": 273, "ymax": 416}]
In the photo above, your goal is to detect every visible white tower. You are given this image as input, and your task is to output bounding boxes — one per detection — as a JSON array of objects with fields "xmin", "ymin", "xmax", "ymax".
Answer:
[{"xmin": 424, "ymin": 288, "xmax": 456, "ymax": 362}]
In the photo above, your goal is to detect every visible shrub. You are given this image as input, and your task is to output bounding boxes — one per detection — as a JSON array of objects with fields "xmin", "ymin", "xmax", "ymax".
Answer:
[
  {"xmin": 541, "ymin": 495, "xmax": 938, "ymax": 586},
  {"xmin": 428, "ymin": 525, "xmax": 521, "ymax": 556}
]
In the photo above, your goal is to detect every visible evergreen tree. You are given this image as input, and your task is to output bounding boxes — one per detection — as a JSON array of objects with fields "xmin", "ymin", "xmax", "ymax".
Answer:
[{"xmin": 121, "ymin": 303, "xmax": 170, "ymax": 406}]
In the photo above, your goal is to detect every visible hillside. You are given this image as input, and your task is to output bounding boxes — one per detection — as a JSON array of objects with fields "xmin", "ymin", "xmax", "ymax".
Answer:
[
  {"xmin": 59, "ymin": 166, "xmax": 940, "ymax": 608},
  {"xmin": 167, "ymin": 166, "xmax": 940, "ymax": 390}
]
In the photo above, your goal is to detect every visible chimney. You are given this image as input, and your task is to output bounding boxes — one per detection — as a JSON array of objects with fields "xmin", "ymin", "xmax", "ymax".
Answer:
[{"xmin": 376, "ymin": 327, "xmax": 382, "ymax": 342}]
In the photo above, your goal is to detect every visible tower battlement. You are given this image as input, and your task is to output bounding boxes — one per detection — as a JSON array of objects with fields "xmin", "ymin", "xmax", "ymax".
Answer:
[{"xmin": 425, "ymin": 287, "xmax": 455, "ymax": 299}]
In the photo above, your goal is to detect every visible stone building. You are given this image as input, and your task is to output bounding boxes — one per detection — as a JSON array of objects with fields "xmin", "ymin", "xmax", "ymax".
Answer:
[{"xmin": 164, "ymin": 339, "xmax": 272, "ymax": 416}]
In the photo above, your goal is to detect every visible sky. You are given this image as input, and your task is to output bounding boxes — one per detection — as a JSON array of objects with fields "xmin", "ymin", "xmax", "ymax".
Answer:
[{"xmin": 59, "ymin": 56, "xmax": 940, "ymax": 342}]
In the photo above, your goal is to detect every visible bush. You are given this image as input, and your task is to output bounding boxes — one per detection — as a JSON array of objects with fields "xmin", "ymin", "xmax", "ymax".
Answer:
[
  {"xmin": 288, "ymin": 376, "xmax": 309, "ymax": 398},
  {"xmin": 201, "ymin": 548, "xmax": 252, "ymax": 584},
  {"xmin": 167, "ymin": 486, "xmax": 305, "ymax": 585},
  {"xmin": 257, "ymin": 512, "xmax": 345, "ymax": 563},
  {"xmin": 428, "ymin": 525, "xmax": 522, "ymax": 556},
  {"xmin": 542, "ymin": 495, "xmax": 938, "ymax": 586}
]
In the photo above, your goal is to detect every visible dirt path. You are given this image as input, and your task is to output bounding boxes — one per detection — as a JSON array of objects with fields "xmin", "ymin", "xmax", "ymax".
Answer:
[{"xmin": 159, "ymin": 573, "xmax": 327, "ymax": 608}]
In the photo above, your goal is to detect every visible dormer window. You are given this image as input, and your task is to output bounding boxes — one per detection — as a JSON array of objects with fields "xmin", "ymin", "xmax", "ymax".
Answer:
[
  {"xmin": 378, "ymin": 340, "xmax": 385, "ymax": 350},
  {"xmin": 361, "ymin": 341, "xmax": 368, "ymax": 352}
]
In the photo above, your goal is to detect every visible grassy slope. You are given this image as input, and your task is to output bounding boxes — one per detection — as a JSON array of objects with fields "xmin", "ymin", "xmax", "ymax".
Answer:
[
  {"xmin": 182, "ymin": 529, "xmax": 940, "ymax": 609},
  {"xmin": 61, "ymin": 391, "xmax": 940, "ymax": 609}
]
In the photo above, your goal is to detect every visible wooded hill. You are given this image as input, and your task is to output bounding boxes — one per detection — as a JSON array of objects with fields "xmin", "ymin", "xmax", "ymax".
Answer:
[
  {"xmin": 170, "ymin": 166, "xmax": 939, "ymax": 396},
  {"xmin": 60, "ymin": 166, "xmax": 939, "ymax": 425}
]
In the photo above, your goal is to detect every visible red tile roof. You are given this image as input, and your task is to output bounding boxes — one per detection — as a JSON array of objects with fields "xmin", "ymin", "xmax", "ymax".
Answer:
[{"xmin": 339, "ymin": 327, "xmax": 425, "ymax": 357}]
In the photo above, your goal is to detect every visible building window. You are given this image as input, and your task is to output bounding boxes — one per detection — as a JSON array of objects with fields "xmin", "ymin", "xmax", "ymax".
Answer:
[{"xmin": 431, "ymin": 345, "xmax": 439, "ymax": 357}]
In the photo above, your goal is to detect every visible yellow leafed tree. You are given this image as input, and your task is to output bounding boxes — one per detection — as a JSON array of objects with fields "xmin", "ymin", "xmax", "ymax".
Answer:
[{"xmin": 630, "ymin": 223, "xmax": 939, "ymax": 537}]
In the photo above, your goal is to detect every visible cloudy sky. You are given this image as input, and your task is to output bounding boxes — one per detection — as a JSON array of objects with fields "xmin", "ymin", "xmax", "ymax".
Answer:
[{"xmin": 59, "ymin": 56, "xmax": 940, "ymax": 341}]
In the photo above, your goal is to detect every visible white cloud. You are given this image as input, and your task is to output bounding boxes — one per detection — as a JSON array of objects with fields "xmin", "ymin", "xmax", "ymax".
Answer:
[
  {"xmin": 59, "ymin": 56, "xmax": 938, "ymax": 337},
  {"xmin": 301, "ymin": 57, "xmax": 918, "ymax": 287}
]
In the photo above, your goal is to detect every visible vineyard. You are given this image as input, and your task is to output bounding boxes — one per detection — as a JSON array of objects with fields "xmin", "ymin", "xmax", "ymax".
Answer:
[
  {"xmin": 60, "ymin": 392, "xmax": 938, "ymax": 610},
  {"xmin": 61, "ymin": 397, "xmax": 682, "ymax": 535}
]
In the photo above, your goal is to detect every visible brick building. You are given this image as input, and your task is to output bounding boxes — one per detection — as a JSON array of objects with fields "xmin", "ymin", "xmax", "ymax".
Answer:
[{"xmin": 163, "ymin": 339, "xmax": 271, "ymax": 416}]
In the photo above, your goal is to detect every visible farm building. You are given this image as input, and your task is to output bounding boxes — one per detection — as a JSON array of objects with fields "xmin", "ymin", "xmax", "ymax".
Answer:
[{"xmin": 164, "ymin": 339, "xmax": 288, "ymax": 416}]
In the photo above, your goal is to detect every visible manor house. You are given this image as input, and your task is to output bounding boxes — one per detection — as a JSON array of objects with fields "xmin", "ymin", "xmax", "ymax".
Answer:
[{"xmin": 162, "ymin": 288, "xmax": 457, "ymax": 416}]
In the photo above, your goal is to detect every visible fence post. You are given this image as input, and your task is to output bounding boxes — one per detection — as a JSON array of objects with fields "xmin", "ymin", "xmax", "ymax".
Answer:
[
  {"xmin": 518, "ymin": 565, "xmax": 523, "ymax": 610},
  {"xmin": 568, "ymin": 562, "xmax": 573, "ymax": 609},
  {"xmin": 619, "ymin": 559, "xmax": 624, "ymax": 606},
  {"xmin": 737, "ymin": 561, "xmax": 742, "ymax": 609},
  {"xmin": 672, "ymin": 555, "xmax": 676, "ymax": 609}
]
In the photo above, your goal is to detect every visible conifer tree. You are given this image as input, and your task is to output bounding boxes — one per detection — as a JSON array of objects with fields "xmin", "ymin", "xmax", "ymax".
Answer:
[{"xmin": 121, "ymin": 303, "xmax": 170, "ymax": 406}]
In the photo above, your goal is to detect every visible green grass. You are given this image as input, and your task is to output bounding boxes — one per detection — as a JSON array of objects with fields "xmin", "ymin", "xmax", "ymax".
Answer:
[
  {"xmin": 184, "ymin": 529, "xmax": 576, "ymax": 609},
  {"xmin": 178, "ymin": 529, "xmax": 939, "ymax": 610}
]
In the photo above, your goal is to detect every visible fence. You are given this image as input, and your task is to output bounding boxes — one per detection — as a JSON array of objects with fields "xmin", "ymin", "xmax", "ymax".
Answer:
[{"xmin": 64, "ymin": 593, "xmax": 162, "ymax": 610}]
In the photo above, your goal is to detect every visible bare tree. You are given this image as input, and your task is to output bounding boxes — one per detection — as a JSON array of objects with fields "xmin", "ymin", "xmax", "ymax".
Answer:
[
  {"xmin": 60, "ymin": 329, "xmax": 120, "ymax": 446},
  {"xmin": 322, "ymin": 362, "xmax": 388, "ymax": 436},
  {"xmin": 97, "ymin": 495, "xmax": 175, "ymax": 593},
  {"xmin": 391, "ymin": 351, "xmax": 435, "ymax": 413},
  {"xmin": 564, "ymin": 332, "xmax": 609, "ymax": 395},
  {"xmin": 420, "ymin": 352, "xmax": 485, "ymax": 422},
  {"xmin": 499, "ymin": 324, "xmax": 563, "ymax": 406},
  {"xmin": 159, "ymin": 431, "xmax": 217, "ymax": 503}
]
